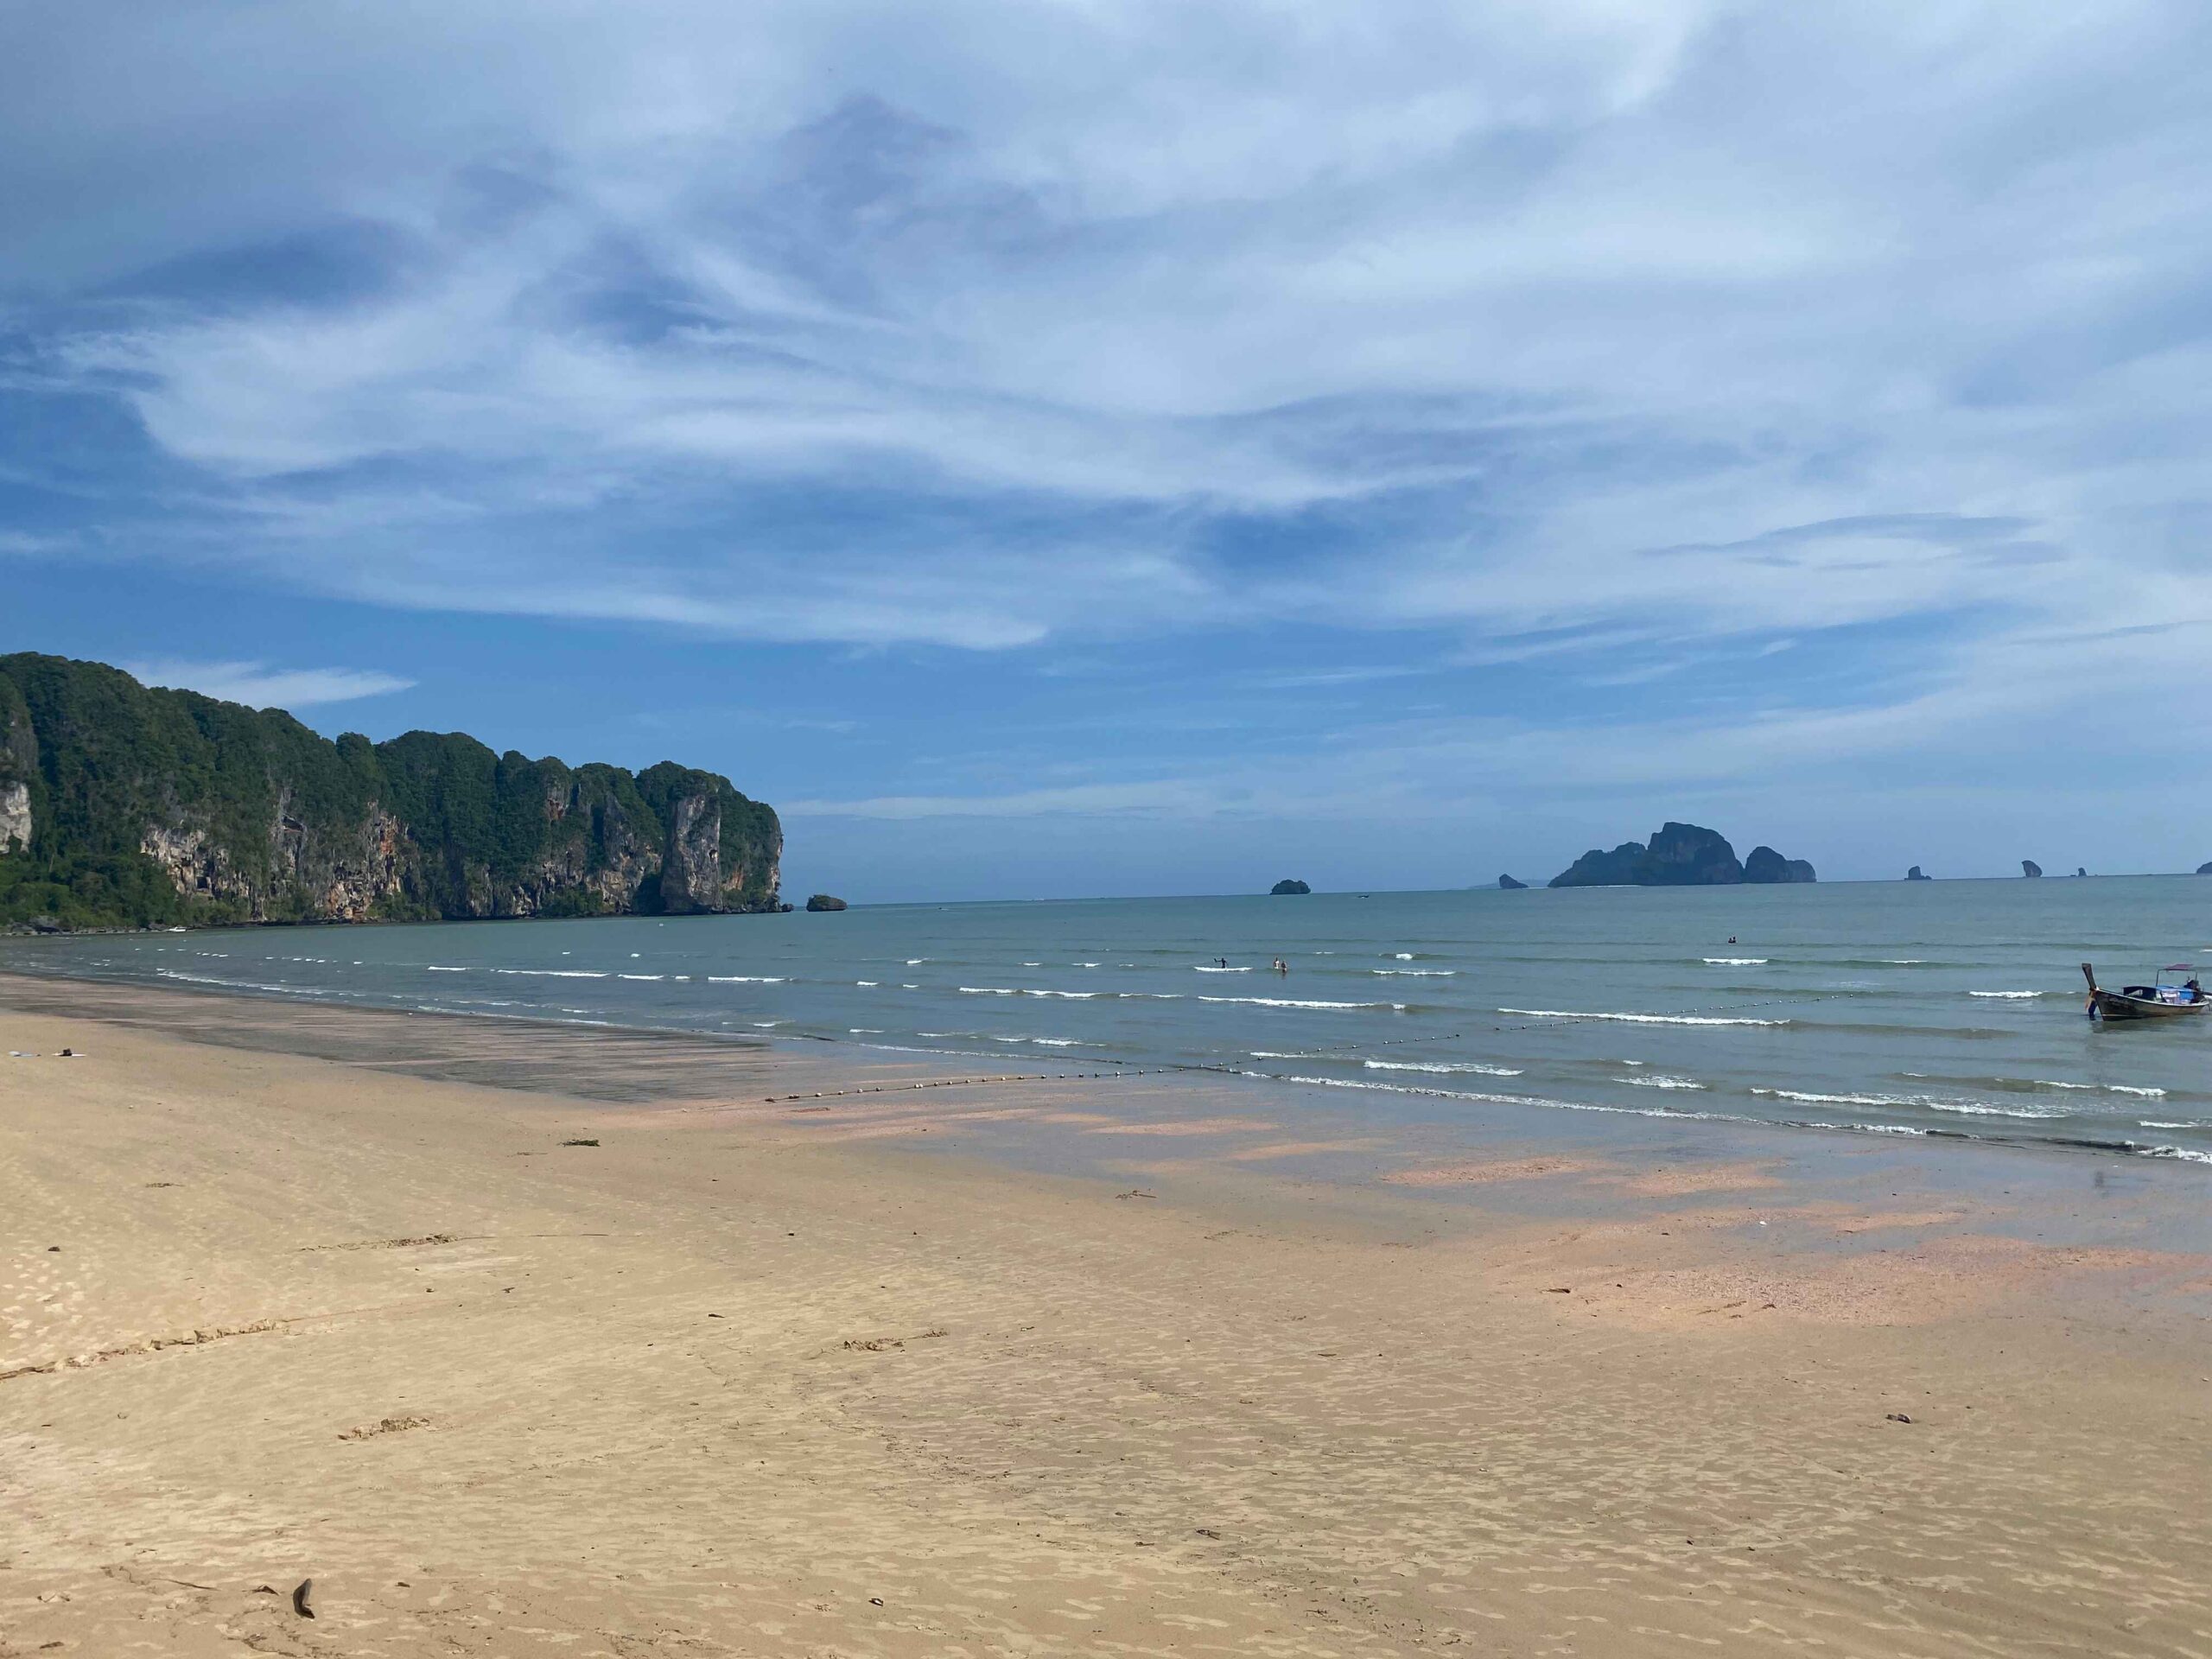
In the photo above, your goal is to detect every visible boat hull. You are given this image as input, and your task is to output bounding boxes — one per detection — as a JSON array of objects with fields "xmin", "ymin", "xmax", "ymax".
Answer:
[{"xmin": 2088, "ymin": 988, "xmax": 2207, "ymax": 1020}]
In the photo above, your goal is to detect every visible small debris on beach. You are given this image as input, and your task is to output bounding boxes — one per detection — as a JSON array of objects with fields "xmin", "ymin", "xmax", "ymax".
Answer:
[
  {"xmin": 339, "ymin": 1415, "xmax": 430, "ymax": 1441},
  {"xmin": 1116, "ymin": 1189, "xmax": 1158, "ymax": 1199},
  {"xmin": 562, "ymin": 1138, "xmax": 601, "ymax": 1147},
  {"xmin": 292, "ymin": 1579, "xmax": 315, "ymax": 1618},
  {"xmin": 1887, "ymin": 1411, "xmax": 1914, "ymax": 1423}
]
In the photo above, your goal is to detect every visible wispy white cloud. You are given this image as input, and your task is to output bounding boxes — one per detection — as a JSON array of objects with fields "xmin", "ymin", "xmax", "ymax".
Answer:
[
  {"xmin": 7, "ymin": 0, "xmax": 2212, "ymax": 831},
  {"xmin": 122, "ymin": 659, "xmax": 415, "ymax": 709}
]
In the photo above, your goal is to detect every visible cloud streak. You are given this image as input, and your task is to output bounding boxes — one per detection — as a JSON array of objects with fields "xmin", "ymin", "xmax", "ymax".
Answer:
[
  {"xmin": 5, "ymin": 0, "xmax": 2212, "ymax": 850},
  {"xmin": 123, "ymin": 659, "xmax": 416, "ymax": 709}
]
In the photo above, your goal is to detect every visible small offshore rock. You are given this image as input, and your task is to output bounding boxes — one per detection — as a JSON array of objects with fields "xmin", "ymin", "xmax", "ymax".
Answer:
[
  {"xmin": 1497, "ymin": 874, "xmax": 1528, "ymax": 890},
  {"xmin": 805, "ymin": 893, "xmax": 848, "ymax": 912},
  {"xmin": 1269, "ymin": 878, "xmax": 1311, "ymax": 895}
]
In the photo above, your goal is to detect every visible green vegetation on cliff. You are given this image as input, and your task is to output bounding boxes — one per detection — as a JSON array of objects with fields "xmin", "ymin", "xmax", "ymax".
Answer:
[{"xmin": 0, "ymin": 654, "xmax": 781, "ymax": 930}]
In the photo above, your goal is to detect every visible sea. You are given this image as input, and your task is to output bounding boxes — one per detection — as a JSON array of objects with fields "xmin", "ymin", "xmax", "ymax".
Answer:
[{"xmin": 6, "ymin": 877, "xmax": 2209, "ymax": 1167}]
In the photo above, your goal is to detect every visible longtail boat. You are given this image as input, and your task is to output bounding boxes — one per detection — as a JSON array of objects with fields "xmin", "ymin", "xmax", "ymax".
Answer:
[{"xmin": 2082, "ymin": 962, "xmax": 2207, "ymax": 1020}]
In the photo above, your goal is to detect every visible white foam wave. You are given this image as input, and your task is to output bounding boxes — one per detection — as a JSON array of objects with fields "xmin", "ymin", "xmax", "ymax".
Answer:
[
  {"xmin": 1373, "ymin": 968, "xmax": 1456, "ymax": 976},
  {"xmin": 156, "ymin": 969, "xmax": 326, "ymax": 995},
  {"xmin": 1392, "ymin": 952, "xmax": 1415, "ymax": 960},
  {"xmin": 1703, "ymin": 957, "xmax": 1768, "ymax": 965},
  {"xmin": 1967, "ymin": 990, "xmax": 2046, "ymax": 999},
  {"xmin": 708, "ymin": 976, "xmax": 785, "ymax": 983},
  {"xmin": 2105, "ymin": 1084, "xmax": 2167, "ymax": 1097},
  {"xmin": 1501, "ymin": 1007, "xmax": 1787, "ymax": 1027},
  {"xmin": 491, "ymin": 968, "xmax": 608, "ymax": 978},
  {"xmin": 1363, "ymin": 1059, "xmax": 1523, "ymax": 1077},
  {"xmin": 1194, "ymin": 965, "xmax": 1252, "ymax": 973},
  {"xmin": 619, "ymin": 973, "xmax": 664, "ymax": 981},
  {"xmin": 1755, "ymin": 1087, "xmax": 1909, "ymax": 1107},
  {"xmin": 1199, "ymin": 995, "xmax": 1406, "ymax": 1011},
  {"xmin": 1262, "ymin": 1072, "xmax": 1736, "ymax": 1122},
  {"xmin": 2139, "ymin": 1121, "xmax": 2200, "ymax": 1130},
  {"xmin": 849, "ymin": 1027, "xmax": 885, "ymax": 1034},
  {"xmin": 1755, "ymin": 1086, "xmax": 2062, "ymax": 1121},
  {"xmin": 1619, "ymin": 1074, "xmax": 1706, "ymax": 1090},
  {"xmin": 2140, "ymin": 1147, "xmax": 2212, "ymax": 1166},
  {"xmin": 855, "ymin": 980, "xmax": 879, "ymax": 987},
  {"xmin": 957, "ymin": 986, "xmax": 1103, "ymax": 999},
  {"xmin": 425, "ymin": 965, "xmax": 467, "ymax": 973}
]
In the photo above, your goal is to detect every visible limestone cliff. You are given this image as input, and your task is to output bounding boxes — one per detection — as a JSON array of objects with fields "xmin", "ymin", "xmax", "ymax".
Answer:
[
  {"xmin": 0, "ymin": 653, "xmax": 781, "ymax": 930},
  {"xmin": 1550, "ymin": 823, "xmax": 1815, "ymax": 887},
  {"xmin": 0, "ymin": 677, "xmax": 34, "ymax": 856}
]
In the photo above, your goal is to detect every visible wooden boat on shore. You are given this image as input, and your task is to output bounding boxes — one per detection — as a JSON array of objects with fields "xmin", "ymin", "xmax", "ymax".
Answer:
[{"xmin": 2082, "ymin": 962, "xmax": 2207, "ymax": 1020}]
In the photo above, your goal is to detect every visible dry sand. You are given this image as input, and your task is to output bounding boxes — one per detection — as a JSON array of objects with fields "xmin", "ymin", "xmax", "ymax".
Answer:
[{"xmin": 3, "ymin": 982, "xmax": 2209, "ymax": 1657}]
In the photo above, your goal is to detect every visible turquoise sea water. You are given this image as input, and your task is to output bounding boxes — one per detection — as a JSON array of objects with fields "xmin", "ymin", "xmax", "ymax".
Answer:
[{"xmin": 7, "ymin": 878, "xmax": 2209, "ymax": 1166}]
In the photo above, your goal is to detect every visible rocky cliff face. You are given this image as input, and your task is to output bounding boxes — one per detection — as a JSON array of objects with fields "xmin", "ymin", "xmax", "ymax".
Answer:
[
  {"xmin": 0, "ymin": 653, "xmax": 781, "ymax": 930},
  {"xmin": 0, "ymin": 781, "xmax": 28, "ymax": 857},
  {"xmin": 2022, "ymin": 860, "xmax": 2043, "ymax": 878},
  {"xmin": 1550, "ymin": 823, "xmax": 1815, "ymax": 887},
  {"xmin": 0, "ymin": 681, "xmax": 33, "ymax": 857},
  {"xmin": 1497, "ymin": 874, "xmax": 1528, "ymax": 890},
  {"xmin": 1906, "ymin": 866, "xmax": 1930, "ymax": 880},
  {"xmin": 657, "ymin": 793, "xmax": 724, "ymax": 915}
]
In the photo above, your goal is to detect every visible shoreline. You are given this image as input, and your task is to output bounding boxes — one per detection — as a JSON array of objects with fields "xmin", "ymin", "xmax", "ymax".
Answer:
[
  {"xmin": 5, "ymin": 962, "xmax": 2210, "ymax": 1195},
  {"xmin": 6, "ymin": 978, "xmax": 2211, "ymax": 1655}
]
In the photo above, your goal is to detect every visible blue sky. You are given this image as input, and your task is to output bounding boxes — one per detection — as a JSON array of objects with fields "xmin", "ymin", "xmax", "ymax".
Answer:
[{"xmin": 7, "ymin": 2, "xmax": 2212, "ymax": 899}]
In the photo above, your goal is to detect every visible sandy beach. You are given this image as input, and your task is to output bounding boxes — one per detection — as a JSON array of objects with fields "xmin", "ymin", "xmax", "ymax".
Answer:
[{"xmin": 4, "ymin": 975, "xmax": 2209, "ymax": 1657}]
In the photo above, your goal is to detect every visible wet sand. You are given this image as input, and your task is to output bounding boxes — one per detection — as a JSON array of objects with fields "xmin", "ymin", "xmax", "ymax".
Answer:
[{"xmin": 4, "ymin": 975, "xmax": 2209, "ymax": 1656}]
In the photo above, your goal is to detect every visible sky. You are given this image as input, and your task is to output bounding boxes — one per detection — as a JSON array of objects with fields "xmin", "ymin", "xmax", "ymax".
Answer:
[{"xmin": 5, "ymin": 1, "xmax": 2212, "ymax": 899}]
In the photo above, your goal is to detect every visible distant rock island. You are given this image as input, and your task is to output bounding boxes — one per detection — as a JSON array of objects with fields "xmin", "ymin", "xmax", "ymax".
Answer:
[
  {"xmin": 2022, "ymin": 860, "xmax": 2043, "ymax": 878},
  {"xmin": 1497, "ymin": 874, "xmax": 1528, "ymax": 890},
  {"xmin": 2200, "ymin": 861, "xmax": 2212, "ymax": 875},
  {"xmin": 1743, "ymin": 845, "xmax": 1817, "ymax": 884},
  {"xmin": 1549, "ymin": 823, "xmax": 1815, "ymax": 888},
  {"xmin": 804, "ymin": 893, "xmax": 847, "ymax": 912},
  {"xmin": 1906, "ymin": 866, "xmax": 1930, "ymax": 880},
  {"xmin": 1269, "ymin": 878, "xmax": 1311, "ymax": 895},
  {"xmin": 2073, "ymin": 867, "xmax": 2088, "ymax": 878},
  {"xmin": 0, "ymin": 652, "xmax": 780, "ymax": 931}
]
